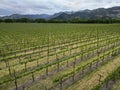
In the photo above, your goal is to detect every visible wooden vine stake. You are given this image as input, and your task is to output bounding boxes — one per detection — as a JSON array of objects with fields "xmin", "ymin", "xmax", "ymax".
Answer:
[
  {"xmin": 96, "ymin": 59, "xmax": 99, "ymax": 68},
  {"xmin": 46, "ymin": 36, "xmax": 50, "ymax": 76},
  {"xmin": 63, "ymin": 51, "xmax": 65, "ymax": 57},
  {"xmin": 37, "ymin": 59, "xmax": 39, "ymax": 67},
  {"xmin": 89, "ymin": 62, "xmax": 92, "ymax": 70},
  {"xmin": 81, "ymin": 52, "xmax": 83, "ymax": 61},
  {"xmin": 2, "ymin": 53, "xmax": 5, "ymax": 60},
  {"xmin": 32, "ymin": 72, "xmax": 35, "ymax": 82},
  {"xmin": 30, "ymin": 54, "xmax": 31, "ymax": 60},
  {"xmin": 39, "ymin": 50, "xmax": 41, "ymax": 58},
  {"xmin": 24, "ymin": 62, "xmax": 27, "ymax": 71},
  {"xmin": 13, "ymin": 70, "xmax": 18, "ymax": 90},
  {"xmin": 82, "ymin": 66, "xmax": 84, "ymax": 75},
  {"xmin": 60, "ymin": 78, "xmax": 63, "ymax": 90},
  {"xmin": 102, "ymin": 55, "xmax": 104, "ymax": 64},
  {"xmin": 46, "ymin": 66, "xmax": 48, "ymax": 76},
  {"xmin": 105, "ymin": 72, "xmax": 110, "ymax": 88},
  {"xmin": 66, "ymin": 60, "xmax": 68, "ymax": 67},
  {"xmin": 55, "ymin": 50, "xmax": 60, "ymax": 72},
  {"xmin": 72, "ymin": 61, "xmax": 76, "ymax": 82},
  {"xmin": 98, "ymin": 73, "xmax": 103, "ymax": 85},
  {"xmin": 4, "ymin": 59, "xmax": 8, "ymax": 68},
  {"xmin": 32, "ymin": 47, "xmax": 34, "ymax": 53},
  {"xmin": 18, "ymin": 56, "xmax": 21, "ymax": 63},
  {"xmin": 14, "ymin": 52, "xmax": 17, "ymax": 57},
  {"xmin": 57, "ymin": 58, "xmax": 60, "ymax": 72},
  {"xmin": 8, "ymin": 66, "xmax": 11, "ymax": 76},
  {"xmin": 25, "ymin": 50, "xmax": 26, "ymax": 55}
]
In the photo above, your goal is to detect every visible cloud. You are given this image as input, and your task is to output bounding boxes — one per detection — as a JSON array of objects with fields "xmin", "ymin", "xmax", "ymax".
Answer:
[{"xmin": 0, "ymin": 0, "xmax": 120, "ymax": 15}]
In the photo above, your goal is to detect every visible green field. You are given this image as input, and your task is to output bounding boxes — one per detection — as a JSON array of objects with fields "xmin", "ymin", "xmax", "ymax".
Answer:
[{"xmin": 0, "ymin": 23, "xmax": 120, "ymax": 90}]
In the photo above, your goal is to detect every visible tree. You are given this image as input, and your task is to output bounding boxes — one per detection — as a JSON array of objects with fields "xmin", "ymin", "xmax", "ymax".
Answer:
[
  {"xmin": 0, "ymin": 19, "xmax": 3, "ymax": 23},
  {"xmin": 35, "ymin": 19, "xmax": 46, "ymax": 23},
  {"xmin": 4, "ymin": 19, "xmax": 13, "ymax": 23}
]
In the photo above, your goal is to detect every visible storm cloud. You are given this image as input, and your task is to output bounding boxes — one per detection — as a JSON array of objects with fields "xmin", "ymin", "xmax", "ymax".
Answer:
[{"xmin": 0, "ymin": 0, "xmax": 120, "ymax": 16}]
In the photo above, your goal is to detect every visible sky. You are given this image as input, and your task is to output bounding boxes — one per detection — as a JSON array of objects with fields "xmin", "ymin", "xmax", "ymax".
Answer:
[{"xmin": 0, "ymin": 0, "xmax": 120, "ymax": 16}]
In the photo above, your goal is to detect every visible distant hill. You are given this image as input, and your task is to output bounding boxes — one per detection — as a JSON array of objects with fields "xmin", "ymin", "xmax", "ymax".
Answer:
[
  {"xmin": 0, "ymin": 6, "xmax": 120, "ymax": 20},
  {"xmin": 0, "ymin": 14, "xmax": 51, "ymax": 20},
  {"xmin": 52, "ymin": 6, "xmax": 120, "ymax": 20}
]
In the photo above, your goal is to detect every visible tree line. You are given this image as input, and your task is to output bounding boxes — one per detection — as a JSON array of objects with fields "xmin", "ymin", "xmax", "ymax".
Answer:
[{"xmin": 0, "ymin": 18, "xmax": 120, "ymax": 23}]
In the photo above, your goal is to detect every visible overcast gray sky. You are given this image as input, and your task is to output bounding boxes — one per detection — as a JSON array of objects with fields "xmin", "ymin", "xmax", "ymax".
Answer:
[{"xmin": 0, "ymin": 0, "xmax": 120, "ymax": 16}]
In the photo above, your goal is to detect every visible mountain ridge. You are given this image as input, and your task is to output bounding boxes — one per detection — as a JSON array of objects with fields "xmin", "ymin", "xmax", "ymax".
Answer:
[{"xmin": 0, "ymin": 6, "xmax": 120, "ymax": 20}]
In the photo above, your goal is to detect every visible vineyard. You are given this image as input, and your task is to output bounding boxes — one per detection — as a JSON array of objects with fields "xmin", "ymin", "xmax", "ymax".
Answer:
[{"xmin": 0, "ymin": 23, "xmax": 120, "ymax": 90}]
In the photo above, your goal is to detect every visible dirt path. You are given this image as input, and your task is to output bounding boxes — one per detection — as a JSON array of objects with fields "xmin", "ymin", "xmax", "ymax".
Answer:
[{"xmin": 67, "ymin": 55, "xmax": 120, "ymax": 90}]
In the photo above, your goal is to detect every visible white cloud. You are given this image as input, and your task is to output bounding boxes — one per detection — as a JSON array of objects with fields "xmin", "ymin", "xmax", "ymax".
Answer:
[{"xmin": 0, "ymin": 0, "xmax": 120, "ymax": 15}]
